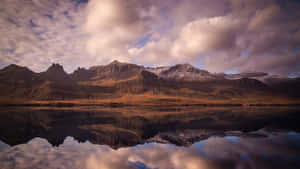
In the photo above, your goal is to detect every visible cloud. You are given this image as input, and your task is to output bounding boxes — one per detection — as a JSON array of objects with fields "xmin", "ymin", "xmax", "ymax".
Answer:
[
  {"xmin": 0, "ymin": 0, "xmax": 299, "ymax": 75},
  {"xmin": 0, "ymin": 140, "xmax": 9, "ymax": 151},
  {"xmin": 171, "ymin": 16, "xmax": 242, "ymax": 60},
  {"xmin": 83, "ymin": 0, "xmax": 153, "ymax": 63},
  {"xmin": 248, "ymin": 4, "xmax": 281, "ymax": 31},
  {"xmin": 0, "ymin": 0, "xmax": 89, "ymax": 72},
  {"xmin": 128, "ymin": 0, "xmax": 300, "ymax": 75}
]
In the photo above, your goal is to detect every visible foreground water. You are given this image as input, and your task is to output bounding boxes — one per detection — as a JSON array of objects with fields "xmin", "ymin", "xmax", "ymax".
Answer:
[
  {"xmin": 1, "ymin": 106, "xmax": 300, "ymax": 168},
  {"xmin": 0, "ymin": 131, "xmax": 299, "ymax": 169}
]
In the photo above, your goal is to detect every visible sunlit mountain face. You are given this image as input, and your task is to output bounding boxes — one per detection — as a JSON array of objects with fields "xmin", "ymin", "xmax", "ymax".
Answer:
[
  {"xmin": 1, "ymin": 1, "xmax": 300, "ymax": 169},
  {"xmin": 0, "ymin": 0, "xmax": 299, "ymax": 76}
]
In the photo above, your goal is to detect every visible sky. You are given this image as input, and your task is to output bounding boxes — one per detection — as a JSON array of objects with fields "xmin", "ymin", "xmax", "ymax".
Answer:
[{"xmin": 0, "ymin": 0, "xmax": 299, "ymax": 75}]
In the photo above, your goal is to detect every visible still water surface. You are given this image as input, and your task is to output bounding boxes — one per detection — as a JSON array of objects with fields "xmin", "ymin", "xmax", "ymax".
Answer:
[
  {"xmin": 0, "ymin": 131, "xmax": 299, "ymax": 169},
  {"xmin": 0, "ymin": 106, "xmax": 300, "ymax": 169}
]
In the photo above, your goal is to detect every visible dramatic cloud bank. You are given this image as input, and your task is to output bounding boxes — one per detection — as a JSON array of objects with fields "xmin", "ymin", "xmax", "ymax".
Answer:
[
  {"xmin": 0, "ymin": 0, "xmax": 299, "ymax": 75},
  {"xmin": 0, "ymin": 133, "xmax": 300, "ymax": 169}
]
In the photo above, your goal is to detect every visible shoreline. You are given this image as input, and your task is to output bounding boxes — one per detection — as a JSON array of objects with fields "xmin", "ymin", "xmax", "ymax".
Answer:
[{"xmin": 1, "ymin": 102, "xmax": 300, "ymax": 108}]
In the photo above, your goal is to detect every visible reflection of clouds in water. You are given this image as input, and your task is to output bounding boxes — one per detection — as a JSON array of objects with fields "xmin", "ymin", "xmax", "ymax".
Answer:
[
  {"xmin": 225, "ymin": 136, "xmax": 239, "ymax": 144},
  {"xmin": 0, "ymin": 140, "xmax": 10, "ymax": 151},
  {"xmin": 0, "ymin": 133, "xmax": 300, "ymax": 169}
]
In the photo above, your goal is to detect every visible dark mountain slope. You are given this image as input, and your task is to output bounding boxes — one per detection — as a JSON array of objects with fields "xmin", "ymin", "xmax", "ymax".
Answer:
[
  {"xmin": 0, "ymin": 64, "xmax": 37, "ymax": 98},
  {"xmin": 71, "ymin": 60, "xmax": 144, "ymax": 82},
  {"xmin": 31, "ymin": 63, "xmax": 86, "ymax": 100},
  {"xmin": 263, "ymin": 77, "xmax": 300, "ymax": 97},
  {"xmin": 0, "ymin": 64, "xmax": 86, "ymax": 100},
  {"xmin": 115, "ymin": 70, "xmax": 161, "ymax": 94}
]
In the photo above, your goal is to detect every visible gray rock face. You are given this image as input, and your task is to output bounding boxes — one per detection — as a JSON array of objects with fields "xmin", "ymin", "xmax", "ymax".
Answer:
[{"xmin": 147, "ymin": 64, "xmax": 219, "ymax": 81}]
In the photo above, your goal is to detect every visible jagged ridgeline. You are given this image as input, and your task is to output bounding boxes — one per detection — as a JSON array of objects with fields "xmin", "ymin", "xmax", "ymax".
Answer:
[{"xmin": 0, "ymin": 60, "xmax": 299, "ymax": 101}]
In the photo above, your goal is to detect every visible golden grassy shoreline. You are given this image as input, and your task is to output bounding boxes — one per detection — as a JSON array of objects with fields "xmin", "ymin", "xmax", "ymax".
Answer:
[{"xmin": 1, "ymin": 94, "xmax": 300, "ymax": 107}]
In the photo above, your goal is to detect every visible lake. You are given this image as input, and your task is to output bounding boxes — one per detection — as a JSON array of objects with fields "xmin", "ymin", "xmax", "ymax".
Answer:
[{"xmin": 0, "ymin": 106, "xmax": 300, "ymax": 169}]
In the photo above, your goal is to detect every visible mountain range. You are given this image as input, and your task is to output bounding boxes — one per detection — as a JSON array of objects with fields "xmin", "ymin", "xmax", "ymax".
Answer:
[{"xmin": 0, "ymin": 60, "xmax": 299, "ymax": 104}]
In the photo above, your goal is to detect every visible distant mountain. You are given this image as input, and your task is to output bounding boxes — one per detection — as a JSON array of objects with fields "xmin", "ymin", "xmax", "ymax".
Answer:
[
  {"xmin": 31, "ymin": 63, "xmax": 85, "ymax": 100},
  {"xmin": 224, "ymin": 72, "xmax": 268, "ymax": 80},
  {"xmin": 0, "ymin": 63, "xmax": 85, "ymax": 100},
  {"xmin": 70, "ymin": 67, "xmax": 93, "ymax": 82},
  {"xmin": 224, "ymin": 72, "xmax": 300, "ymax": 97},
  {"xmin": 147, "ymin": 64, "xmax": 219, "ymax": 81},
  {"xmin": 71, "ymin": 60, "xmax": 143, "ymax": 82},
  {"xmin": 0, "ymin": 61, "xmax": 299, "ymax": 101},
  {"xmin": 0, "ymin": 64, "xmax": 36, "ymax": 86},
  {"xmin": 41, "ymin": 63, "xmax": 73, "ymax": 83},
  {"xmin": 0, "ymin": 64, "xmax": 37, "ymax": 98},
  {"xmin": 260, "ymin": 76, "xmax": 300, "ymax": 97},
  {"xmin": 115, "ymin": 70, "xmax": 162, "ymax": 94}
]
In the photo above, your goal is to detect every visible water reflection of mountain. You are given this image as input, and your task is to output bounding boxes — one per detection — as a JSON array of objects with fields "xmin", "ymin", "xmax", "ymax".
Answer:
[
  {"xmin": 0, "ymin": 132, "xmax": 299, "ymax": 169},
  {"xmin": 0, "ymin": 106, "xmax": 300, "ymax": 148}
]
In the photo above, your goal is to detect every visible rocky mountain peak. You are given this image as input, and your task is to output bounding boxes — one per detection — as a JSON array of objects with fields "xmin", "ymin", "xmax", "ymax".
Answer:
[
  {"xmin": 0, "ymin": 64, "xmax": 35, "ymax": 83},
  {"xmin": 2, "ymin": 64, "xmax": 31, "ymax": 73},
  {"xmin": 157, "ymin": 63, "xmax": 215, "ymax": 81},
  {"xmin": 5, "ymin": 64, "xmax": 21, "ymax": 69},
  {"xmin": 42, "ymin": 63, "xmax": 71, "ymax": 82},
  {"xmin": 170, "ymin": 64, "xmax": 209, "ymax": 74},
  {"xmin": 71, "ymin": 67, "xmax": 93, "ymax": 81},
  {"xmin": 109, "ymin": 60, "xmax": 125, "ymax": 66},
  {"xmin": 178, "ymin": 63, "xmax": 194, "ymax": 69},
  {"xmin": 46, "ymin": 63, "xmax": 65, "ymax": 73}
]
